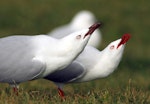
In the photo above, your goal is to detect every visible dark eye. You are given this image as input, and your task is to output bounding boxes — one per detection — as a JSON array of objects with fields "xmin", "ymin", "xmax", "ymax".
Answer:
[
  {"xmin": 110, "ymin": 45, "xmax": 115, "ymax": 50},
  {"xmin": 76, "ymin": 35, "xmax": 81, "ymax": 39}
]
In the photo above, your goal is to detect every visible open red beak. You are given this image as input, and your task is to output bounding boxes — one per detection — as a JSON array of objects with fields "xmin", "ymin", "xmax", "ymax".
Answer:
[
  {"xmin": 83, "ymin": 23, "xmax": 101, "ymax": 39},
  {"xmin": 117, "ymin": 33, "xmax": 131, "ymax": 48}
]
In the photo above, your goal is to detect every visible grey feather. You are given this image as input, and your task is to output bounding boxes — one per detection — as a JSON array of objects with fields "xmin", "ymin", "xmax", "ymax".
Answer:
[
  {"xmin": 0, "ymin": 36, "xmax": 46, "ymax": 84},
  {"xmin": 45, "ymin": 61, "xmax": 85, "ymax": 83}
]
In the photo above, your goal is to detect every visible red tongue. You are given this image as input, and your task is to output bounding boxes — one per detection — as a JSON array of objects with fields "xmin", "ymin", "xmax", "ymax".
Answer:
[{"xmin": 117, "ymin": 33, "xmax": 131, "ymax": 48}]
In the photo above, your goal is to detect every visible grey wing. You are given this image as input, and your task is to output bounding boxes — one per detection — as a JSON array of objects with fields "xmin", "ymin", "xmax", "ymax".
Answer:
[
  {"xmin": 48, "ymin": 24, "xmax": 74, "ymax": 38},
  {"xmin": 44, "ymin": 61, "xmax": 86, "ymax": 83},
  {"xmin": 0, "ymin": 36, "xmax": 46, "ymax": 84}
]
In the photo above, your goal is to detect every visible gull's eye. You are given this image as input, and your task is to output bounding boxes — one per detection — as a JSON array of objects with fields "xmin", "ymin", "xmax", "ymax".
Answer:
[
  {"xmin": 76, "ymin": 35, "xmax": 81, "ymax": 39},
  {"xmin": 110, "ymin": 45, "xmax": 115, "ymax": 50}
]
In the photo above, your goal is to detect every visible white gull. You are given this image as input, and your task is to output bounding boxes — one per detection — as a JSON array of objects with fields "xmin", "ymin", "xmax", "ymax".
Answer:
[
  {"xmin": 0, "ymin": 23, "xmax": 101, "ymax": 93},
  {"xmin": 45, "ymin": 33, "xmax": 131, "ymax": 98},
  {"xmin": 48, "ymin": 10, "xmax": 102, "ymax": 48}
]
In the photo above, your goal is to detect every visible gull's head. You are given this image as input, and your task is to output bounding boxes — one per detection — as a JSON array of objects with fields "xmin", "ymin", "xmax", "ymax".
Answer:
[
  {"xmin": 61, "ymin": 23, "xmax": 101, "ymax": 53},
  {"xmin": 71, "ymin": 10, "xmax": 96, "ymax": 29},
  {"xmin": 103, "ymin": 33, "xmax": 131, "ymax": 63}
]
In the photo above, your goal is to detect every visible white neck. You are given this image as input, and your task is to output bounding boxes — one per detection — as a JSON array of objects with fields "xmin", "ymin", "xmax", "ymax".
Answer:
[
  {"xmin": 76, "ymin": 47, "xmax": 124, "ymax": 82},
  {"xmin": 36, "ymin": 36, "xmax": 88, "ymax": 77}
]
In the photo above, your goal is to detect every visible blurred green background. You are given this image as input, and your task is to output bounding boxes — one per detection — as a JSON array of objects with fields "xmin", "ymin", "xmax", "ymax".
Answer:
[
  {"xmin": 0, "ymin": 0, "xmax": 149, "ymax": 59},
  {"xmin": 0, "ymin": 0, "xmax": 149, "ymax": 97}
]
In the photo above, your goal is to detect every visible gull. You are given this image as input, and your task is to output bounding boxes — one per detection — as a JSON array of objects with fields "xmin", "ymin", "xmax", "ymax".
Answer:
[
  {"xmin": 48, "ymin": 10, "xmax": 102, "ymax": 48},
  {"xmin": 0, "ymin": 23, "xmax": 101, "ymax": 93},
  {"xmin": 45, "ymin": 33, "xmax": 131, "ymax": 98}
]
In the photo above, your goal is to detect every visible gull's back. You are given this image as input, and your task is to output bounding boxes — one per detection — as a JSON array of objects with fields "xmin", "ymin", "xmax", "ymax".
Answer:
[{"xmin": 0, "ymin": 35, "xmax": 46, "ymax": 84}]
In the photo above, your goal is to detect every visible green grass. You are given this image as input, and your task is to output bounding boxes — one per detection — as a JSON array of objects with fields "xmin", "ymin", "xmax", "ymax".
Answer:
[
  {"xmin": 0, "ymin": 70, "xmax": 149, "ymax": 104},
  {"xmin": 0, "ymin": 0, "xmax": 149, "ymax": 103}
]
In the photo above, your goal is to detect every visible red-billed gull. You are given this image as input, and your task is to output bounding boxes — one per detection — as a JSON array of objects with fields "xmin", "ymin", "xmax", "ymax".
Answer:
[
  {"xmin": 45, "ymin": 33, "xmax": 131, "ymax": 98},
  {"xmin": 0, "ymin": 23, "xmax": 101, "ymax": 94}
]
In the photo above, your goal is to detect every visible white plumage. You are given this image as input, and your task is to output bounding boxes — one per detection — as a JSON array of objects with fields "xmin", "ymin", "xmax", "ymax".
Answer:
[
  {"xmin": 45, "ymin": 33, "xmax": 131, "ymax": 98},
  {"xmin": 0, "ymin": 23, "xmax": 100, "ymax": 91},
  {"xmin": 48, "ymin": 10, "xmax": 102, "ymax": 48}
]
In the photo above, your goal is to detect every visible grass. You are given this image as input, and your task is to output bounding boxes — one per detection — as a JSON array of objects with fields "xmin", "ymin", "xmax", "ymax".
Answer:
[
  {"xmin": 0, "ymin": 64, "xmax": 149, "ymax": 103},
  {"xmin": 0, "ymin": 0, "xmax": 149, "ymax": 103},
  {"xmin": 0, "ymin": 75, "xmax": 149, "ymax": 104}
]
